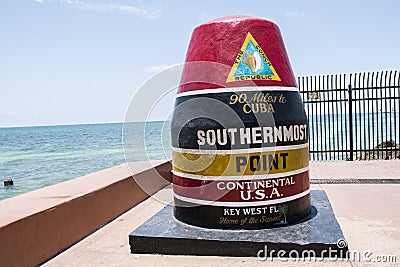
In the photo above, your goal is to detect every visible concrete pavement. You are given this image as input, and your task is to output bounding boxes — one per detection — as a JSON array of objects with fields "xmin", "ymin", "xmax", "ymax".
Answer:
[{"xmin": 44, "ymin": 161, "xmax": 400, "ymax": 266}]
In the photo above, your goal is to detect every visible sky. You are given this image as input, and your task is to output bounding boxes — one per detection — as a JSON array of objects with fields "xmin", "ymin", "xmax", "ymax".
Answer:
[{"xmin": 0, "ymin": 0, "xmax": 399, "ymax": 127}]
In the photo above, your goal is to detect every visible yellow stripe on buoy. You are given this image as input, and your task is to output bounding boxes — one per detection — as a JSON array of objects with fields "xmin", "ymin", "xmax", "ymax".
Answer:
[{"xmin": 172, "ymin": 146, "xmax": 309, "ymax": 176}]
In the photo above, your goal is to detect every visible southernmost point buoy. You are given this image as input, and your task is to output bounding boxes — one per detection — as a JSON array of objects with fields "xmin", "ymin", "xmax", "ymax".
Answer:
[{"xmin": 171, "ymin": 16, "xmax": 310, "ymax": 229}]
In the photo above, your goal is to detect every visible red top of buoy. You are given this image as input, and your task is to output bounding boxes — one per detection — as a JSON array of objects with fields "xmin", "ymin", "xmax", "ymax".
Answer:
[
  {"xmin": 204, "ymin": 15, "xmax": 256, "ymax": 24},
  {"xmin": 179, "ymin": 16, "xmax": 297, "ymax": 93}
]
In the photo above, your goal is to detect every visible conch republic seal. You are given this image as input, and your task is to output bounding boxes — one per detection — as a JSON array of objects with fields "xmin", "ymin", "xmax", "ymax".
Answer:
[{"xmin": 171, "ymin": 16, "xmax": 310, "ymax": 229}]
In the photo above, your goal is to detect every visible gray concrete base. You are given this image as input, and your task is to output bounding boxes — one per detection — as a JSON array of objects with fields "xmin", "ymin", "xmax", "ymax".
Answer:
[{"xmin": 129, "ymin": 190, "xmax": 348, "ymax": 258}]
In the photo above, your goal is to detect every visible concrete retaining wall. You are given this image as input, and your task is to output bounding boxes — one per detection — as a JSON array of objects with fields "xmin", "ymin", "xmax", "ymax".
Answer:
[{"xmin": 0, "ymin": 160, "xmax": 172, "ymax": 267}]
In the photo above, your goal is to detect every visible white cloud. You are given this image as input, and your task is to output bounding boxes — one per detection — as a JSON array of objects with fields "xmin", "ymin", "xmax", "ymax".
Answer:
[
  {"xmin": 142, "ymin": 64, "xmax": 178, "ymax": 73},
  {"xmin": 285, "ymin": 11, "xmax": 306, "ymax": 18},
  {"xmin": 75, "ymin": 2, "xmax": 161, "ymax": 19},
  {"xmin": 0, "ymin": 111, "xmax": 17, "ymax": 116},
  {"xmin": 35, "ymin": 0, "xmax": 161, "ymax": 19}
]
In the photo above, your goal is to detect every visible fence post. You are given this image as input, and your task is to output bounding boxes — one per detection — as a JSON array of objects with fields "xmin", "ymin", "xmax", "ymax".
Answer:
[{"xmin": 348, "ymin": 84, "xmax": 354, "ymax": 161}]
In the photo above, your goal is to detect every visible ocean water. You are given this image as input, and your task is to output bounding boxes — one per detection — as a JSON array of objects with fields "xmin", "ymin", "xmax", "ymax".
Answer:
[
  {"xmin": 307, "ymin": 113, "xmax": 399, "ymax": 160},
  {"xmin": 0, "ymin": 122, "xmax": 171, "ymax": 201},
  {"xmin": 1, "ymin": 114, "xmax": 398, "ymax": 200}
]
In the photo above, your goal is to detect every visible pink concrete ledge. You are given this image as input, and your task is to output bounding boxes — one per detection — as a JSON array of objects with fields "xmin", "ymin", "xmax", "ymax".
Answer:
[{"xmin": 0, "ymin": 160, "xmax": 172, "ymax": 267}]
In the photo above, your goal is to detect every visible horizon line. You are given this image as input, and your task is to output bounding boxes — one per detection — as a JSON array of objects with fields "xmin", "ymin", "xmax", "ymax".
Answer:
[{"xmin": 0, "ymin": 120, "xmax": 171, "ymax": 129}]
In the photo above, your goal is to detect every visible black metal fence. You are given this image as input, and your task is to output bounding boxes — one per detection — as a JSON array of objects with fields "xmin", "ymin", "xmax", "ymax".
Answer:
[{"xmin": 298, "ymin": 70, "xmax": 400, "ymax": 161}]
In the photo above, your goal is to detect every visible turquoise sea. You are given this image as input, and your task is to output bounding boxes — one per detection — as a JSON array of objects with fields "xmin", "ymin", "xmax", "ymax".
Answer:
[
  {"xmin": 1, "ymin": 115, "xmax": 398, "ymax": 200},
  {"xmin": 0, "ymin": 122, "xmax": 171, "ymax": 201}
]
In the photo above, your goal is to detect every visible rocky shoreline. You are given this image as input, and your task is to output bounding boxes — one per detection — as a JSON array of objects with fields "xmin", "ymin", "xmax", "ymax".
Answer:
[{"xmin": 348, "ymin": 140, "xmax": 400, "ymax": 160}]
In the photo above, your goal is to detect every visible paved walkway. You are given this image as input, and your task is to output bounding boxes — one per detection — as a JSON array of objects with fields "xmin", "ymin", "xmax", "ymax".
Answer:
[
  {"xmin": 44, "ymin": 161, "xmax": 400, "ymax": 266},
  {"xmin": 310, "ymin": 160, "xmax": 400, "ymax": 180}
]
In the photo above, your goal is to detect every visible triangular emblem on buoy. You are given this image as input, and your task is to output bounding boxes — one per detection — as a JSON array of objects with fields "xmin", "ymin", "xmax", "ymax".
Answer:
[{"xmin": 226, "ymin": 32, "xmax": 281, "ymax": 83}]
